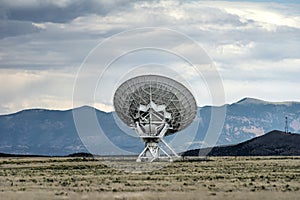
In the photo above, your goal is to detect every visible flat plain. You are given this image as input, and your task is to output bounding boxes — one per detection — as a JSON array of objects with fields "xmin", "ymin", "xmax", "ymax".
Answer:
[{"xmin": 0, "ymin": 156, "xmax": 299, "ymax": 199}]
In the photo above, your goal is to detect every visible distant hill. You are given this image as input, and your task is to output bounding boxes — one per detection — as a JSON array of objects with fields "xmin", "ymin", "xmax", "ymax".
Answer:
[
  {"xmin": 182, "ymin": 130, "xmax": 300, "ymax": 156},
  {"xmin": 0, "ymin": 152, "xmax": 47, "ymax": 157},
  {"xmin": 67, "ymin": 152, "xmax": 94, "ymax": 157},
  {"xmin": 0, "ymin": 98, "xmax": 300, "ymax": 156},
  {"xmin": 0, "ymin": 152, "xmax": 93, "ymax": 157}
]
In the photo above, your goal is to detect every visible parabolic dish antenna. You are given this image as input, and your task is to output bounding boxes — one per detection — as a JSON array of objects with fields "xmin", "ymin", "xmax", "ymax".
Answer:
[{"xmin": 113, "ymin": 75, "xmax": 197, "ymax": 162}]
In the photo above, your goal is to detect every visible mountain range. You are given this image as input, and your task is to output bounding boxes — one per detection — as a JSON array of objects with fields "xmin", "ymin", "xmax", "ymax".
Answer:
[{"xmin": 0, "ymin": 98, "xmax": 299, "ymax": 156}]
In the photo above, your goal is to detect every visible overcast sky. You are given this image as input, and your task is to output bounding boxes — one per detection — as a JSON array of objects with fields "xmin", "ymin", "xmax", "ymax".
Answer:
[{"xmin": 0, "ymin": 0, "xmax": 299, "ymax": 114}]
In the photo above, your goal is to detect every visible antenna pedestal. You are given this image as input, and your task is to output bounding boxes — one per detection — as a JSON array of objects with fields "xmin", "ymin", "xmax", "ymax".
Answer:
[
  {"xmin": 136, "ymin": 122, "xmax": 180, "ymax": 162},
  {"xmin": 136, "ymin": 138, "xmax": 180, "ymax": 162}
]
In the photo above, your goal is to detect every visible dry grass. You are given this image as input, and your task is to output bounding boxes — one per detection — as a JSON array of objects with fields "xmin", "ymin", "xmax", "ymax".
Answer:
[{"xmin": 0, "ymin": 156, "xmax": 299, "ymax": 199}]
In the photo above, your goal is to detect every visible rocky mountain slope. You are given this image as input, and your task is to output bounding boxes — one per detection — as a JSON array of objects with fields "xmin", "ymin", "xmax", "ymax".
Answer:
[{"xmin": 197, "ymin": 98, "xmax": 300, "ymax": 148}]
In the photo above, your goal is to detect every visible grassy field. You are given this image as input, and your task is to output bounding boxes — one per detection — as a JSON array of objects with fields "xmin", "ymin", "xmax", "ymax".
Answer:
[{"xmin": 0, "ymin": 156, "xmax": 300, "ymax": 199}]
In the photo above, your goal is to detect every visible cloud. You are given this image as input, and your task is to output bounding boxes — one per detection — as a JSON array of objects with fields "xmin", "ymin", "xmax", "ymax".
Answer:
[
  {"xmin": 0, "ymin": 0, "xmax": 132, "ymax": 23},
  {"xmin": 0, "ymin": 0, "xmax": 299, "ymax": 114},
  {"xmin": 0, "ymin": 0, "xmax": 132, "ymax": 39},
  {"xmin": 223, "ymin": 78, "xmax": 300, "ymax": 104},
  {"xmin": 0, "ymin": 20, "xmax": 43, "ymax": 39},
  {"xmin": 0, "ymin": 69, "xmax": 75, "ymax": 113}
]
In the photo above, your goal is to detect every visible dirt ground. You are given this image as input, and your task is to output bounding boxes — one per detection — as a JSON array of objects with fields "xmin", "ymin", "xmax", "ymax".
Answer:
[{"xmin": 0, "ymin": 156, "xmax": 299, "ymax": 199}]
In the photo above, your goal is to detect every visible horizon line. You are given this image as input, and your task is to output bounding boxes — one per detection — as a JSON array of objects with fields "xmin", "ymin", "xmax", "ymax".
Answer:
[{"xmin": 1, "ymin": 96, "xmax": 299, "ymax": 116}]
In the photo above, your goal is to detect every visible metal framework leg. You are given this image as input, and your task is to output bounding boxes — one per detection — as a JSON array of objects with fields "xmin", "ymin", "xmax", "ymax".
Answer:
[
  {"xmin": 136, "ymin": 139, "xmax": 179, "ymax": 162},
  {"xmin": 160, "ymin": 138, "xmax": 180, "ymax": 158}
]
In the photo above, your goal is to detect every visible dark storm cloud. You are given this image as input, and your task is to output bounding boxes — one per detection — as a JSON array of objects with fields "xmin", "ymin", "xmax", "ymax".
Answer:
[
  {"xmin": 0, "ymin": 0, "xmax": 132, "ymax": 23},
  {"xmin": 0, "ymin": 0, "xmax": 132, "ymax": 39},
  {"xmin": 0, "ymin": 20, "xmax": 42, "ymax": 39}
]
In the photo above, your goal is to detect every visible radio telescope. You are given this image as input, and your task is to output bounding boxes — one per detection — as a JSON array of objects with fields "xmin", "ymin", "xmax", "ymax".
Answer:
[{"xmin": 113, "ymin": 75, "xmax": 197, "ymax": 162}]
